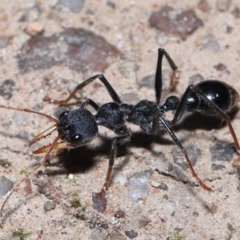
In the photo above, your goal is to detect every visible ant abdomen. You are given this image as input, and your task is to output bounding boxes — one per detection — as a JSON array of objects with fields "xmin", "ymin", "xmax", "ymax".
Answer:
[{"xmin": 186, "ymin": 80, "xmax": 239, "ymax": 115}]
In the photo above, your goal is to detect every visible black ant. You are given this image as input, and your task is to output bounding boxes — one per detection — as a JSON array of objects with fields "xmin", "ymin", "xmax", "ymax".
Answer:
[{"xmin": 0, "ymin": 48, "xmax": 239, "ymax": 216}]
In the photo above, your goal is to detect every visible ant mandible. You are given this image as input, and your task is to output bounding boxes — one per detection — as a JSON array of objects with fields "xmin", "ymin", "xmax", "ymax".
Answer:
[{"xmin": 0, "ymin": 48, "xmax": 239, "ymax": 216}]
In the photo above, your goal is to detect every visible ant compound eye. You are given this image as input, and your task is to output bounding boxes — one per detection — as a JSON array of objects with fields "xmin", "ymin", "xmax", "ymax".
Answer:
[
  {"xmin": 70, "ymin": 134, "xmax": 82, "ymax": 146},
  {"xmin": 59, "ymin": 111, "xmax": 69, "ymax": 120}
]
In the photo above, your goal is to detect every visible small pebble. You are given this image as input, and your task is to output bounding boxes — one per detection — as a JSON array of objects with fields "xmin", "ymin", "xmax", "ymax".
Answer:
[
  {"xmin": 0, "ymin": 159, "xmax": 11, "ymax": 168},
  {"xmin": 110, "ymin": 216, "xmax": 119, "ymax": 225},
  {"xmin": 13, "ymin": 112, "xmax": 27, "ymax": 126},
  {"xmin": 151, "ymin": 180, "xmax": 160, "ymax": 188},
  {"xmin": 158, "ymin": 183, "xmax": 168, "ymax": 190},
  {"xmin": 107, "ymin": 2, "xmax": 116, "ymax": 9},
  {"xmin": 197, "ymin": 0, "xmax": 211, "ymax": 12},
  {"xmin": 210, "ymin": 143, "xmax": 235, "ymax": 162},
  {"xmin": 0, "ymin": 176, "xmax": 14, "ymax": 197},
  {"xmin": 151, "ymin": 180, "xmax": 168, "ymax": 190},
  {"xmin": 216, "ymin": 0, "xmax": 232, "ymax": 12},
  {"xmin": 112, "ymin": 173, "xmax": 127, "ymax": 186},
  {"xmin": 0, "ymin": 79, "xmax": 15, "ymax": 100},
  {"xmin": 214, "ymin": 63, "xmax": 229, "ymax": 74},
  {"xmin": 92, "ymin": 192, "xmax": 107, "ymax": 213},
  {"xmin": 75, "ymin": 208, "xmax": 85, "ymax": 220},
  {"xmin": 129, "ymin": 215, "xmax": 151, "ymax": 230},
  {"xmin": 68, "ymin": 174, "xmax": 74, "ymax": 180},
  {"xmin": 19, "ymin": 5, "xmax": 42, "ymax": 22},
  {"xmin": 109, "ymin": 230, "xmax": 125, "ymax": 240},
  {"xmin": 44, "ymin": 200, "xmax": 56, "ymax": 211},
  {"xmin": 114, "ymin": 209, "xmax": 126, "ymax": 218},
  {"xmin": 88, "ymin": 217, "xmax": 108, "ymax": 229},
  {"xmin": 209, "ymin": 203, "xmax": 218, "ymax": 214},
  {"xmin": 228, "ymin": 223, "xmax": 234, "ymax": 232},
  {"xmin": 125, "ymin": 229, "xmax": 138, "ymax": 239},
  {"xmin": 149, "ymin": 6, "xmax": 203, "ymax": 40},
  {"xmin": 137, "ymin": 74, "xmax": 154, "ymax": 89},
  {"xmin": 156, "ymin": 32, "xmax": 168, "ymax": 46},
  {"xmin": 232, "ymin": 7, "xmax": 240, "ymax": 18},
  {"xmin": 164, "ymin": 201, "xmax": 177, "ymax": 215},
  {"xmin": 91, "ymin": 229, "xmax": 102, "ymax": 240},
  {"xmin": 155, "ymin": 162, "xmax": 173, "ymax": 173},
  {"xmin": 193, "ymin": 211, "xmax": 199, "ymax": 217},
  {"xmin": 211, "ymin": 163, "xmax": 226, "ymax": 171},
  {"xmin": 55, "ymin": 0, "xmax": 84, "ymax": 13},
  {"xmin": 17, "ymin": 131, "xmax": 29, "ymax": 140},
  {"xmin": 0, "ymin": 36, "xmax": 9, "ymax": 48},
  {"xmin": 174, "ymin": 227, "xmax": 183, "ymax": 233},
  {"xmin": 201, "ymin": 35, "xmax": 220, "ymax": 52},
  {"xmin": 127, "ymin": 170, "xmax": 152, "ymax": 202},
  {"xmin": 233, "ymin": 158, "xmax": 240, "ymax": 168},
  {"xmin": 25, "ymin": 22, "xmax": 44, "ymax": 36}
]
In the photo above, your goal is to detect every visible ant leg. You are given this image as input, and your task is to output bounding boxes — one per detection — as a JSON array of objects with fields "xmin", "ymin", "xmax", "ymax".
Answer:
[
  {"xmin": 155, "ymin": 48, "xmax": 179, "ymax": 105},
  {"xmin": 158, "ymin": 116, "xmax": 212, "ymax": 191},
  {"xmin": 170, "ymin": 85, "xmax": 240, "ymax": 150},
  {"xmin": 81, "ymin": 99, "xmax": 99, "ymax": 111},
  {"xmin": 170, "ymin": 85, "xmax": 193, "ymax": 124},
  {"xmin": 97, "ymin": 132, "xmax": 131, "ymax": 197},
  {"xmin": 44, "ymin": 74, "xmax": 121, "ymax": 104}
]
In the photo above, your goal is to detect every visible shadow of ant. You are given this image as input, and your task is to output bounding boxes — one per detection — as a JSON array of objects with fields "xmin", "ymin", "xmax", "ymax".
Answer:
[
  {"xmin": 173, "ymin": 107, "xmax": 239, "ymax": 132},
  {"xmin": 44, "ymin": 131, "xmax": 173, "ymax": 176}
]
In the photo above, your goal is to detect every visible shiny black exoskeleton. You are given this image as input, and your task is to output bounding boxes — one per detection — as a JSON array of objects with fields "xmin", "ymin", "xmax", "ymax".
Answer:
[
  {"xmin": 186, "ymin": 80, "xmax": 239, "ymax": 114},
  {"xmin": 47, "ymin": 48, "xmax": 240, "ymax": 196}
]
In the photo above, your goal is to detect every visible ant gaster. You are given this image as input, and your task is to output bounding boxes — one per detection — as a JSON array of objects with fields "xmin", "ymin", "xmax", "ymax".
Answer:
[{"xmin": 0, "ymin": 48, "xmax": 239, "ymax": 216}]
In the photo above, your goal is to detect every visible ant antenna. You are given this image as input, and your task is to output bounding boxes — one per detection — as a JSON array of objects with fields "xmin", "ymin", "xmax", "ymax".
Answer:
[
  {"xmin": 0, "ymin": 133, "xmax": 65, "ymax": 217},
  {"xmin": 0, "ymin": 105, "xmax": 59, "ymax": 124},
  {"xmin": 0, "ymin": 105, "xmax": 61, "ymax": 217}
]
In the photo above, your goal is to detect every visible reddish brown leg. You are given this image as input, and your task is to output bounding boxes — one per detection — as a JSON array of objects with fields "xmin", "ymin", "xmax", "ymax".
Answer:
[
  {"xmin": 158, "ymin": 116, "xmax": 212, "ymax": 192},
  {"xmin": 44, "ymin": 74, "xmax": 121, "ymax": 104},
  {"xmin": 92, "ymin": 134, "xmax": 131, "ymax": 213},
  {"xmin": 226, "ymin": 120, "xmax": 240, "ymax": 150}
]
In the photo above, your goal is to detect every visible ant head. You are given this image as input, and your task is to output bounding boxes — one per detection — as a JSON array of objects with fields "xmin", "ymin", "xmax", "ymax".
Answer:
[{"xmin": 58, "ymin": 108, "xmax": 98, "ymax": 147}]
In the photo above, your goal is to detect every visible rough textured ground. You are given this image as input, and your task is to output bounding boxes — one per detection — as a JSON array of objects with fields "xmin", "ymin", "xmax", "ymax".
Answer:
[{"xmin": 0, "ymin": 0, "xmax": 240, "ymax": 239}]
